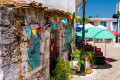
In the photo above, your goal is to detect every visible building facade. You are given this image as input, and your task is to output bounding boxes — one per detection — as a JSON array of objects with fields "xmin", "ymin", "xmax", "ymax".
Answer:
[{"xmin": 0, "ymin": 0, "xmax": 82, "ymax": 79}]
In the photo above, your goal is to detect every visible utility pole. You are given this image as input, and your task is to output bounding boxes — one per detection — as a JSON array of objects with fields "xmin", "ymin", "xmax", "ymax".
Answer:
[
  {"xmin": 82, "ymin": 0, "xmax": 85, "ymax": 55},
  {"xmin": 80, "ymin": 0, "xmax": 86, "ymax": 74}
]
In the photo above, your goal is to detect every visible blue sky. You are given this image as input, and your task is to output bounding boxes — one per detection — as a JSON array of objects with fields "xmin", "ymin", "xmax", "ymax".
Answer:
[{"xmin": 76, "ymin": 0, "xmax": 120, "ymax": 18}]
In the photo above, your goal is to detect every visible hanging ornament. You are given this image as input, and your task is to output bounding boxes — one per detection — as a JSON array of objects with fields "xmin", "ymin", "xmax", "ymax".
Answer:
[
  {"xmin": 49, "ymin": 25, "xmax": 52, "ymax": 31},
  {"xmin": 25, "ymin": 28, "xmax": 31, "ymax": 36},
  {"xmin": 61, "ymin": 19, "xmax": 66, "ymax": 24},
  {"xmin": 73, "ymin": 12, "xmax": 76, "ymax": 18},
  {"xmin": 31, "ymin": 28, "xmax": 36, "ymax": 37},
  {"xmin": 57, "ymin": 21, "xmax": 61, "ymax": 25},
  {"xmin": 77, "ymin": 8, "xmax": 80, "ymax": 13},
  {"xmin": 53, "ymin": 23, "xmax": 56, "ymax": 30},
  {"xmin": 43, "ymin": 25, "xmax": 47, "ymax": 30},
  {"xmin": 67, "ymin": 16, "xmax": 71, "ymax": 21},
  {"xmin": 64, "ymin": 18, "xmax": 68, "ymax": 23},
  {"xmin": 82, "ymin": 4, "xmax": 84, "ymax": 9},
  {"xmin": 38, "ymin": 27, "xmax": 42, "ymax": 34},
  {"xmin": 70, "ymin": 14, "xmax": 73, "ymax": 19}
]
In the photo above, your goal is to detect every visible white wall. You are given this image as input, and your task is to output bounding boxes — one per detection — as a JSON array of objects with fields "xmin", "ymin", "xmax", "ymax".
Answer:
[{"xmin": 14, "ymin": 0, "xmax": 75, "ymax": 13}]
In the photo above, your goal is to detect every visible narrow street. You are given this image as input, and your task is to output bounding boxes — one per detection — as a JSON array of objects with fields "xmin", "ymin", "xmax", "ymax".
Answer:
[{"xmin": 71, "ymin": 42, "xmax": 120, "ymax": 80}]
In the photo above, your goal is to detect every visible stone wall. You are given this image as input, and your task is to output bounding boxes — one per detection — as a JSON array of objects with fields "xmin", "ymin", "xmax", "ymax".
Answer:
[{"xmin": 0, "ymin": 6, "xmax": 69, "ymax": 80}]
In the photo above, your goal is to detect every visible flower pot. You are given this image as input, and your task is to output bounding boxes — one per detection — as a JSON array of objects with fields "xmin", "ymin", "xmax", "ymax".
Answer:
[
  {"xmin": 28, "ymin": 67, "xmax": 32, "ymax": 71},
  {"xmin": 72, "ymin": 69, "xmax": 77, "ymax": 75}
]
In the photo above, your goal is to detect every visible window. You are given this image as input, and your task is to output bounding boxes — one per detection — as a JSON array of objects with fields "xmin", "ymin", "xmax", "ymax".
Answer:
[
  {"xmin": 64, "ymin": 28, "xmax": 70, "ymax": 50},
  {"xmin": 100, "ymin": 21, "xmax": 106, "ymax": 27},
  {"xmin": 113, "ymin": 22, "xmax": 117, "ymax": 32}
]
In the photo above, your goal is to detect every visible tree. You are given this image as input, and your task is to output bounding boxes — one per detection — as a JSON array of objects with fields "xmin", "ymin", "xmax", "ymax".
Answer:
[{"xmin": 76, "ymin": 17, "xmax": 90, "ymax": 23}]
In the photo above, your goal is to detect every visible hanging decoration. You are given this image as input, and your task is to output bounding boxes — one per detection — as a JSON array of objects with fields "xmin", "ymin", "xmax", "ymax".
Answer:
[
  {"xmin": 70, "ymin": 14, "xmax": 73, "ymax": 19},
  {"xmin": 61, "ymin": 19, "xmax": 66, "ymax": 24},
  {"xmin": 49, "ymin": 25, "xmax": 52, "ymax": 31},
  {"xmin": 57, "ymin": 21, "xmax": 61, "ymax": 25},
  {"xmin": 43, "ymin": 25, "xmax": 47, "ymax": 30},
  {"xmin": 64, "ymin": 17, "xmax": 68, "ymax": 23},
  {"xmin": 77, "ymin": 8, "xmax": 80, "ymax": 13},
  {"xmin": 25, "ymin": 28, "xmax": 31, "ymax": 35},
  {"xmin": 73, "ymin": 12, "xmax": 76, "ymax": 18},
  {"xmin": 31, "ymin": 28, "xmax": 36, "ymax": 37},
  {"xmin": 38, "ymin": 27, "xmax": 42, "ymax": 34},
  {"xmin": 53, "ymin": 23, "xmax": 56, "ymax": 30},
  {"xmin": 82, "ymin": 4, "xmax": 84, "ymax": 9},
  {"xmin": 67, "ymin": 16, "xmax": 71, "ymax": 21}
]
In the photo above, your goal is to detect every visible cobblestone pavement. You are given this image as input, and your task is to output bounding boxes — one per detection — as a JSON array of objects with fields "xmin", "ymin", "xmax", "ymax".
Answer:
[{"xmin": 70, "ymin": 42, "xmax": 120, "ymax": 80}]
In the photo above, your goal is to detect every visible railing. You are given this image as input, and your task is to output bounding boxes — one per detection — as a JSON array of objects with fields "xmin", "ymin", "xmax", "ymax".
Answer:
[{"xmin": 0, "ymin": 0, "xmax": 14, "ymax": 4}]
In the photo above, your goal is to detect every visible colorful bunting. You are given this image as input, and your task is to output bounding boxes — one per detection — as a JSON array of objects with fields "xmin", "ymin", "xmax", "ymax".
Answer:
[
  {"xmin": 75, "ymin": 12, "xmax": 76, "ymax": 14},
  {"xmin": 61, "ymin": 19, "xmax": 66, "ymax": 24},
  {"xmin": 67, "ymin": 16, "xmax": 71, "ymax": 21},
  {"xmin": 49, "ymin": 25, "xmax": 52, "ymax": 31},
  {"xmin": 77, "ymin": 8, "xmax": 80, "ymax": 13},
  {"xmin": 57, "ymin": 21, "xmax": 61, "ymax": 25},
  {"xmin": 70, "ymin": 14, "xmax": 73, "ymax": 19},
  {"xmin": 53, "ymin": 23, "xmax": 56, "ymax": 30},
  {"xmin": 25, "ymin": 28, "xmax": 31, "ymax": 35},
  {"xmin": 64, "ymin": 18, "xmax": 68, "ymax": 23},
  {"xmin": 43, "ymin": 25, "xmax": 47, "ymax": 30},
  {"xmin": 82, "ymin": 5, "xmax": 84, "ymax": 9},
  {"xmin": 73, "ymin": 12, "xmax": 76, "ymax": 18},
  {"xmin": 31, "ymin": 28, "xmax": 36, "ymax": 36},
  {"xmin": 38, "ymin": 27, "xmax": 42, "ymax": 34}
]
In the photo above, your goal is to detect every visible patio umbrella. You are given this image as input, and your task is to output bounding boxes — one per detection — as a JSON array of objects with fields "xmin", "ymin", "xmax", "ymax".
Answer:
[
  {"xmin": 96, "ymin": 25, "xmax": 107, "ymax": 29},
  {"xmin": 77, "ymin": 27, "xmax": 116, "ymax": 56},
  {"xmin": 77, "ymin": 27, "xmax": 115, "ymax": 39},
  {"xmin": 96, "ymin": 25, "xmax": 120, "ymax": 37},
  {"xmin": 107, "ymin": 30, "xmax": 120, "ymax": 37},
  {"xmin": 78, "ymin": 23, "xmax": 95, "ymax": 28}
]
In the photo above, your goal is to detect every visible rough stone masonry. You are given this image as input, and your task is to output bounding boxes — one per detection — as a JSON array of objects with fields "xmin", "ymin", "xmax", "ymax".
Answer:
[{"xmin": 0, "ymin": 3, "xmax": 71, "ymax": 80}]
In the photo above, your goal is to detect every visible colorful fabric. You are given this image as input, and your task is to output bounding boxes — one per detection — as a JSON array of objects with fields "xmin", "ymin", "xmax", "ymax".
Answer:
[
  {"xmin": 64, "ymin": 17, "xmax": 68, "ymax": 23},
  {"xmin": 31, "ymin": 28, "xmax": 36, "ymax": 37},
  {"xmin": 70, "ymin": 14, "xmax": 73, "ymax": 19},
  {"xmin": 57, "ymin": 21, "xmax": 61, "ymax": 25},
  {"xmin": 49, "ymin": 25, "xmax": 52, "ymax": 31},
  {"xmin": 67, "ymin": 16, "xmax": 71, "ymax": 21},
  {"xmin": 43, "ymin": 25, "xmax": 47, "ymax": 30},
  {"xmin": 77, "ymin": 8, "xmax": 80, "ymax": 13},
  {"xmin": 25, "ymin": 28, "xmax": 31, "ymax": 36},
  {"xmin": 38, "ymin": 27, "xmax": 42, "ymax": 34},
  {"xmin": 61, "ymin": 19, "xmax": 66, "ymax": 24},
  {"xmin": 53, "ymin": 23, "xmax": 56, "ymax": 30}
]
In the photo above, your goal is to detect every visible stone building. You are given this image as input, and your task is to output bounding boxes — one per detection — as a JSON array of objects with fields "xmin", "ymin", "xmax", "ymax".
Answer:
[{"xmin": 0, "ymin": 1, "xmax": 78, "ymax": 80}]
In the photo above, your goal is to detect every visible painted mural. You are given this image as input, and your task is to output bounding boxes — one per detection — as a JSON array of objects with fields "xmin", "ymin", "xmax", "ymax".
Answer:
[{"xmin": 27, "ymin": 29, "xmax": 41, "ymax": 71}]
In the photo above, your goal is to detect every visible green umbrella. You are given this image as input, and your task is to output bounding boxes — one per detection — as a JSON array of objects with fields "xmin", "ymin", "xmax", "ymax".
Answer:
[
  {"xmin": 77, "ymin": 27, "xmax": 116, "ymax": 56},
  {"xmin": 77, "ymin": 27, "xmax": 115, "ymax": 39}
]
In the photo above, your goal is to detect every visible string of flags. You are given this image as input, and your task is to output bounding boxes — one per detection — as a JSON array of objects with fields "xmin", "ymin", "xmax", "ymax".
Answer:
[{"xmin": 25, "ymin": 5, "xmax": 84, "ymax": 37}]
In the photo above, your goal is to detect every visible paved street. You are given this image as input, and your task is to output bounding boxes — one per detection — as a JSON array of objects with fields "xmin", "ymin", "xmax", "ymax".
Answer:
[{"xmin": 71, "ymin": 42, "xmax": 120, "ymax": 80}]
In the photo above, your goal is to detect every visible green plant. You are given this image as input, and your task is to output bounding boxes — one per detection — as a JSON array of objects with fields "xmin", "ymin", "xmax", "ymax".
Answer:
[
  {"xmin": 52, "ymin": 58, "xmax": 72, "ymax": 80},
  {"xmin": 74, "ymin": 49, "xmax": 81, "ymax": 55},
  {"xmin": 76, "ymin": 17, "xmax": 90, "ymax": 23}
]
